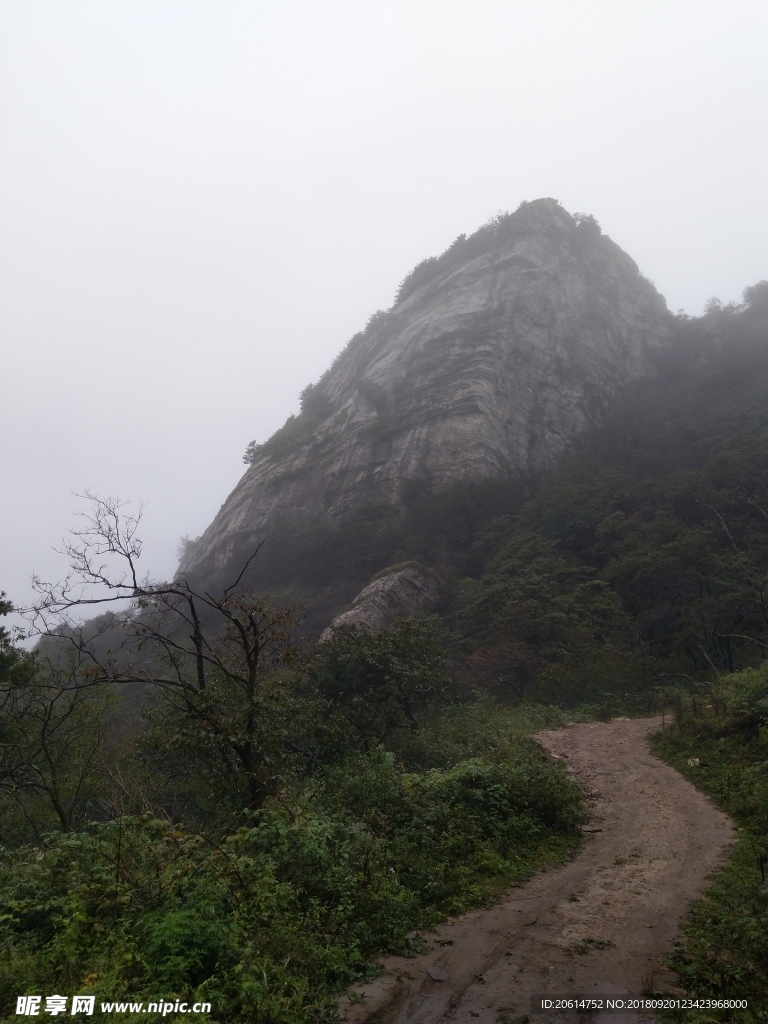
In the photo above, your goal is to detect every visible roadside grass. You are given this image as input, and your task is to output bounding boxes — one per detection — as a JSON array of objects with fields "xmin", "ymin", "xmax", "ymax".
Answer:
[
  {"xmin": 0, "ymin": 700, "xmax": 586, "ymax": 1024},
  {"xmin": 650, "ymin": 667, "xmax": 768, "ymax": 1023}
]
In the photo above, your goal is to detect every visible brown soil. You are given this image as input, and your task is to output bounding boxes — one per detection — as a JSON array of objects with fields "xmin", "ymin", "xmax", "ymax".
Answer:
[{"xmin": 338, "ymin": 717, "xmax": 733, "ymax": 1024}]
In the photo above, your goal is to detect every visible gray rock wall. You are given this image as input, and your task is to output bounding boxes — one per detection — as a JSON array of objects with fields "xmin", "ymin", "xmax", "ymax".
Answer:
[
  {"xmin": 319, "ymin": 564, "xmax": 440, "ymax": 641},
  {"xmin": 180, "ymin": 199, "xmax": 671, "ymax": 578}
]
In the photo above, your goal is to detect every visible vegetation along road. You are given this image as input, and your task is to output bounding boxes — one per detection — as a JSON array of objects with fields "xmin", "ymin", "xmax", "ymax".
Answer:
[{"xmin": 339, "ymin": 717, "xmax": 734, "ymax": 1024}]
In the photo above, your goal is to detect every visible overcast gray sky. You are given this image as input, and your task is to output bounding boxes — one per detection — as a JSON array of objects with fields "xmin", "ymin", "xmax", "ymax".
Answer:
[{"xmin": 2, "ymin": 0, "xmax": 767, "ymax": 618}]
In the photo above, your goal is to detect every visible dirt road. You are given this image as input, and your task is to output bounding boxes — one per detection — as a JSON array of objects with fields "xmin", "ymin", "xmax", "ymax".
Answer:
[{"xmin": 338, "ymin": 717, "xmax": 733, "ymax": 1024}]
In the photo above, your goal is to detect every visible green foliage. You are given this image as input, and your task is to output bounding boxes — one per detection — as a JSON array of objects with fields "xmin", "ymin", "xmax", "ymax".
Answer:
[
  {"xmin": 1, "ymin": 599, "xmax": 113, "ymax": 841},
  {"xmin": 395, "ymin": 208, "xmax": 533, "ymax": 305},
  {"xmin": 743, "ymin": 281, "xmax": 768, "ymax": 312},
  {"xmin": 0, "ymin": 711, "xmax": 584, "ymax": 1023},
  {"xmin": 308, "ymin": 619, "xmax": 453, "ymax": 750},
  {"xmin": 226, "ymin": 291, "xmax": 768, "ymax": 702},
  {"xmin": 243, "ymin": 382, "xmax": 336, "ymax": 465},
  {"xmin": 355, "ymin": 379, "xmax": 389, "ymax": 416},
  {"xmin": 298, "ymin": 382, "xmax": 333, "ymax": 419},
  {"xmin": 0, "ymin": 670, "xmax": 112, "ymax": 840},
  {"xmin": 243, "ymin": 412, "xmax": 320, "ymax": 465},
  {"xmin": 394, "ymin": 201, "xmax": 610, "ymax": 306},
  {"xmin": 10, "ymin": 280, "xmax": 768, "ymax": 1017},
  {"xmin": 192, "ymin": 476, "xmax": 527, "ymax": 637},
  {"xmin": 316, "ymin": 331, "xmax": 367, "ymax": 390},
  {"xmin": 5, "ymin": 499, "xmax": 588, "ymax": 1022},
  {"xmin": 389, "ymin": 696, "xmax": 588, "ymax": 769},
  {"xmin": 651, "ymin": 667, "xmax": 768, "ymax": 1020},
  {"xmin": 437, "ymin": 291, "xmax": 768, "ymax": 703},
  {"xmin": 132, "ymin": 594, "xmax": 306, "ymax": 815},
  {"xmin": 0, "ymin": 595, "xmax": 35, "ymax": 687},
  {"xmin": 450, "ymin": 530, "xmax": 641, "ymax": 705}
]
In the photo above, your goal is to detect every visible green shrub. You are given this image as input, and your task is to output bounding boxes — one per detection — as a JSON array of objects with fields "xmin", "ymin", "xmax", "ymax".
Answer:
[
  {"xmin": 0, "ymin": 733, "xmax": 584, "ymax": 1024},
  {"xmin": 651, "ymin": 667, "xmax": 768, "ymax": 1022}
]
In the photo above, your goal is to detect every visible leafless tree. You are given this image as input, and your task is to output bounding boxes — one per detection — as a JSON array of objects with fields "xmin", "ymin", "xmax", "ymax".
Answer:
[
  {"xmin": 0, "ymin": 658, "xmax": 111, "ymax": 835},
  {"xmin": 27, "ymin": 493, "xmax": 303, "ymax": 811}
]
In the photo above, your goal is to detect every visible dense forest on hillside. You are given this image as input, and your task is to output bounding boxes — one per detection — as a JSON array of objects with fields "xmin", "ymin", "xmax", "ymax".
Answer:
[
  {"xmin": 651, "ymin": 668, "xmax": 767, "ymax": 1020},
  {"xmin": 207, "ymin": 282, "xmax": 768, "ymax": 705},
  {"xmin": 1, "ymin": 284, "xmax": 767, "ymax": 1021},
  {"xmin": 1, "ymin": 587, "xmax": 586, "ymax": 1021}
]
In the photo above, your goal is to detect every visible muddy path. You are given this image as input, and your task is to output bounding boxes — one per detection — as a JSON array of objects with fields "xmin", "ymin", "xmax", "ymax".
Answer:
[{"xmin": 338, "ymin": 717, "xmax": 733, "ymax": 1024}]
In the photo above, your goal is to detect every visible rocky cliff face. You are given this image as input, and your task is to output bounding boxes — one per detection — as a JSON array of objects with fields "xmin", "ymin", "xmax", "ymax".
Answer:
[
  {"xmin": 180, "ymin": 199, "xmax": 672, "ymax": 578},
  {"xmin": 319, "ymin": 563, "xmax": 441, "ymax": 641}
]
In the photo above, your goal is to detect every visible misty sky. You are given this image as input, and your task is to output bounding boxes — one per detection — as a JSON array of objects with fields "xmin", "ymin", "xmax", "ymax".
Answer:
[{"xmin": 1, "ymin": 0, "xmax": 767, "ymax": 621}]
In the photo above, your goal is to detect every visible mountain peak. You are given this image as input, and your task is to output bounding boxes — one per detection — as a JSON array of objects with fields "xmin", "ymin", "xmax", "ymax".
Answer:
[{"xmin": 180, "ymin": 202, "xmax": 671, "ymax": 579}]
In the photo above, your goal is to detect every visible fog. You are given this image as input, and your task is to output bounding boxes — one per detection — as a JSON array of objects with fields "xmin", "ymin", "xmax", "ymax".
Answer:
[{"xmin": 1, "ymin": 0, "xmax": 767, "ymax": 618}]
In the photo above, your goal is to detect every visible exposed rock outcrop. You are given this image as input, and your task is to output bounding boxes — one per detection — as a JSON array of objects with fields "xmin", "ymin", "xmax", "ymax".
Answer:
[
  {"xmin": 180, "ymin": 199, "xmax": 672, "ymax": 579},
  {"xmin": 319, "ymin": 563, "xmax": 440, "ymax": 641}
]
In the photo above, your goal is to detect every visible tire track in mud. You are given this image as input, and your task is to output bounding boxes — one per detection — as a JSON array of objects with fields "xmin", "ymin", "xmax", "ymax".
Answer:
[{"xmin": 338, "ymin": 717, "xmax": 733, "ymax": 1024}]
